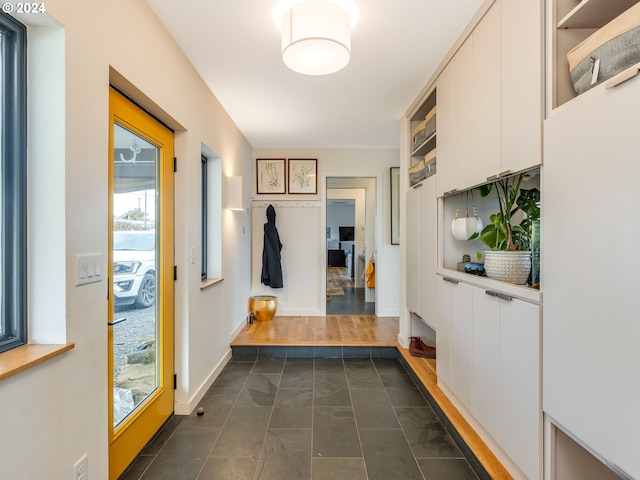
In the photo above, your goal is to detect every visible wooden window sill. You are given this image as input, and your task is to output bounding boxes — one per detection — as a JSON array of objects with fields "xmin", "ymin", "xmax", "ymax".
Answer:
[
  {"xmin": 200, "ymin": 277, "xmax": 224, "ymax": 291},
  {"xmin": 0, "ymin": 343, "xmax": 75, "ymax": 381}
]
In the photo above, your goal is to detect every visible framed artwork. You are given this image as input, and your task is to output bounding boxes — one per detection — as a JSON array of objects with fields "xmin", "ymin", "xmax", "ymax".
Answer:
[
  {"xmin": 390, "ymin": 167, "xmax": 400, "ymax": 245},
  {"xmin": 288, "ymin": 158, "xmax": 317, "ymax": 194},
  {"xmin": 256, "ymin": 158, "xmax": 286, "ymax": 194}
]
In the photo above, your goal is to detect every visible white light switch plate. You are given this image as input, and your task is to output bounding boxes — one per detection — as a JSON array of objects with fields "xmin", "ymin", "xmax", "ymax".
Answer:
[{"xmin": 76, "ymin": 253, "xmax": 103, "ymax": 286}]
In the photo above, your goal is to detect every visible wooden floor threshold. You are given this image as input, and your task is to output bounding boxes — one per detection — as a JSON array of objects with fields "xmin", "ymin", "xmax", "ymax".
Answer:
[{"xmin": 398, "ymin": 345, "xmax": 514, "ymax": 480}]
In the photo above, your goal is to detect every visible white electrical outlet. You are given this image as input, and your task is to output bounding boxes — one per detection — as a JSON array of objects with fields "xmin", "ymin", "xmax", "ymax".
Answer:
[{"xmin": 73, "ymin": 453, "xmax": 88, "ymax": 480}]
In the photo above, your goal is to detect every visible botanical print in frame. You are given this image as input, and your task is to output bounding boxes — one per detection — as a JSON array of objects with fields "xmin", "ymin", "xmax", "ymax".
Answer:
[
  {"xmin": 256, "ymin": 158, "xmax": 286, "ymax": 194},
  {"xmin": 288, "ymin": 158, "xmax": 317, "ymax": 194}
]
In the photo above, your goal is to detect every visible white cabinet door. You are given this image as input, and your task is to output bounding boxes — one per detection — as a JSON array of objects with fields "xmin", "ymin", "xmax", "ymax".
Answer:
[
  {"xmin": 436, "ymin": 64, "xmax": 453, "ymax": 197},
  {"xmin": 450, "ymin": 281, "xmax": 473, "ymax": 407},
  {"xmin": 473, "ymin": 1, "xmax": 501, "ymax": 186},
  {"xmin": 500, "ymin": 297, "xmax": 541, "ymax": 480},
  {"xmin": 501, "ymin": 0, "xmax": 542, "ymax": 173},
  {"xmin": 405, "ymin": 186, "xmax": 420, "ymax": 314},
  {"xmin": 436, "ymin": 276, "xmax": 454, "ymax": 389},
  {"xmin": 451, "ymin": 37, "xmax": 475, "ymax": 192},
  {"xmin": 418, "ymin": 177, "xmax": 437, "ymax": 327},
  {"xmin": 471, "ymin": 287, "xmax": 501, "ymax": 441},
  {"xmin": 544, "ymin": 75, "xmax": 640, "ymax": 477}
]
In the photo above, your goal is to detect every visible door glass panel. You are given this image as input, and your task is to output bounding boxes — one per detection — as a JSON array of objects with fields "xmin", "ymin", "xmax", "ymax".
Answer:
[{"xmin": 112, "ymin": 123, "xmax": 159, "ymax": 427}]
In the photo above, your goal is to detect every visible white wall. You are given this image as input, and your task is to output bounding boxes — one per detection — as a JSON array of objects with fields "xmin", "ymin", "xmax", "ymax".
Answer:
[
  {"xmin": 0, "ymin": 1, "xmax": 252, "ymax": 479},
  {"xmin": 251, "ymin": 148, "xmax": 400, "ymax": 317}
]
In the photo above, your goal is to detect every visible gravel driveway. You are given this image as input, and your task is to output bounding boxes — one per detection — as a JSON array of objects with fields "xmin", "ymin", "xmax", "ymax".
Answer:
[{"xmin": 112, "ymin": 305, "xmax": 156, "ymax": 380}]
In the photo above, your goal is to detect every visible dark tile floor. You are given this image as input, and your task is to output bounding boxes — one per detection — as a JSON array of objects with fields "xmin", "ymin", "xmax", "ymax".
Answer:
[
  {"xmin": 121, "ymin": 357, "xmax": 478, "ymax": 480},
  {"xmin": 326, "ymin": 287, "xmax": 375, "ymax": 315}
]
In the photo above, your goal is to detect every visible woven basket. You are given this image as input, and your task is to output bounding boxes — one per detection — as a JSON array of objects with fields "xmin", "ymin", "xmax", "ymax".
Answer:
[{"xmin": 484, "ymin": 251, "xmax": 531, "ymax": 285}]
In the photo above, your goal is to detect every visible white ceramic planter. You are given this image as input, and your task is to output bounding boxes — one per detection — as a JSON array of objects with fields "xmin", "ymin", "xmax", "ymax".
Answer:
[
  {"xmin": 451, "ymin": 216, "xmax": 483, "ymax": 241},
  {"xmin": 484, "ymin": 251, "xmax": 531, "ymax": 285}
]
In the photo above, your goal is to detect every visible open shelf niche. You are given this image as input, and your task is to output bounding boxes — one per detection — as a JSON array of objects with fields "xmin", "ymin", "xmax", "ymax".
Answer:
[{"xmin": 550, "ymin": 0, "xmax": 640, "ymax": 110}]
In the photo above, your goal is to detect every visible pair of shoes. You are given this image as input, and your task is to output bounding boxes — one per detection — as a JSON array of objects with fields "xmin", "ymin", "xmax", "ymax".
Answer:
[{"xmin": 409, "ymin": 336, "xmax": 436, "ymax": 359}]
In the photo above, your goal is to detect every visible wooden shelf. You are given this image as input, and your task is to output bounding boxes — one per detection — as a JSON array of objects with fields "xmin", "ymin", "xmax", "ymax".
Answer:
[
  {"xmin": 411, "ymin": 132, "xmax": 436, "ymax": 158},
  {"xmin": 410, "ymin": 88, "xmax": 436, "ymax": 121},
  {"xmin": 557, "ymin": 0, "xmax": 638, "ymax": 29},
  {"xmin": 0, "ymin": 343, "xmax": 75, "ymax": 381}
]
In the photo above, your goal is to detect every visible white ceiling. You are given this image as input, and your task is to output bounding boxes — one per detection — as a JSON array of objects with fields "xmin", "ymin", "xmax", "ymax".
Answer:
[{"xmin": 146, "ymin": 0, "xmax": 484, "ymax": 149}]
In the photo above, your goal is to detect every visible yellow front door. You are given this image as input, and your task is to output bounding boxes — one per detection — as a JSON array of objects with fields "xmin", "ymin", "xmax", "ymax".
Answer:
[{"xmin": 108, "ymin": 88, "xmax": 175, "ymax": 479}]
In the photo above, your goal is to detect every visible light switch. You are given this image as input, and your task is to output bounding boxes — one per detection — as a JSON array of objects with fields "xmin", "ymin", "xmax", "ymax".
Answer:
[{"xmin": 75, "ymin": 253, "xmax": 103, "ymax": 286}]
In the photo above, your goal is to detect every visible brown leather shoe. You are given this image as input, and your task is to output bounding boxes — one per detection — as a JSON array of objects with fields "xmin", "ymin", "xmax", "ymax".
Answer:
[{"xmin": 409, "ymin": 336, "xmax": 436, "ymax": 358}]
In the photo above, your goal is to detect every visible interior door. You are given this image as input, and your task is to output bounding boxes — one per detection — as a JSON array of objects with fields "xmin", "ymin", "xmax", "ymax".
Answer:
[{"xmin": 108, "ymin": 88, "xmax": 174, "ymax": 479}]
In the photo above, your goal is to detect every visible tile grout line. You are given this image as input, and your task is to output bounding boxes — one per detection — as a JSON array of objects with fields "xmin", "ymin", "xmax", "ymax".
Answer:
[
  {"xmin": 194, "ymin": 357, "xmax": 257, "ymax": 480},
  {"xmin": 252, "ymin": 357, "xmax": 286, "ymax": 480},
  {"xmin": 310, "ymin": 356, "xmax": 315, "ymax": 480},
  {"xmin": 374, "ymin": 359, "xmax": 428, "ymax": 480},
  {"xmin": 345, "ymin": 357, "xmax": 370, "ymax": 480}
]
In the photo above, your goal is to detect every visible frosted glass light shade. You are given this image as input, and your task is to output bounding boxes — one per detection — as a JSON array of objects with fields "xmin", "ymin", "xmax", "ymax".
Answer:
[
  {"xmin": 280, "ymin": 0, "xmax": 352, "ymax": 75},
  {"xmin": 226, "ymin": 176, "xmax": 243, "ymax": 211}
]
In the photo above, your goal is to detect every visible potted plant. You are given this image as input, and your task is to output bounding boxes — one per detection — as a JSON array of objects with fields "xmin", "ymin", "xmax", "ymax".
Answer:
[{"xmin": 468, "ymin": 172, "xmax": 540, "ymax": 285}]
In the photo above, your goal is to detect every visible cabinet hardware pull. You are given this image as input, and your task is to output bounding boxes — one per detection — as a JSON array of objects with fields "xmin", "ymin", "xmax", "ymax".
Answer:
[
  {"xmin": 605, "ymin": 66, "xmax": 639, "ymax": 90},
  {"xmin": 108, "ymin": 317, "xmax": 127, "ymax": 326},
  {"xmin": 444, "ymin": 189, "xmax": 458, "ymax": 196},
  {"xmin": 442, "ymin": 277, "xmax": 459, "ymax": 284},
  {"xmin": 485, "ymin": 290, "xmax": 513, "ymax": 301},
  {"xmin": 487, "ymin": 170, "xmax": 513, "ymax": 182},
  {"xmin": 412, "ymin": 182, "xmax": 423, "ymax": 189}
]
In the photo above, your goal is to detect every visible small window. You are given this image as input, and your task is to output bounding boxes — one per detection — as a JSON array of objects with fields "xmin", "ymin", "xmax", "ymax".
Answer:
[
  {"xmin": 201, "ymin": 149, "xmax": 221, "ymax": 281},
  {"xmin": 201, "ymin": 154, "xmax": 208, "ymax": 279},
  {"xmin": 0, "ymin": 13, "xmax": 27, "ymax": 353}
]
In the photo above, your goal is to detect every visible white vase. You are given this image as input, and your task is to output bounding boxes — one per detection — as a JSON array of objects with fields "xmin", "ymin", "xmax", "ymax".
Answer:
[{"xmin": 483, "ymin": 251, "xmax": 531, "ymax": 285}]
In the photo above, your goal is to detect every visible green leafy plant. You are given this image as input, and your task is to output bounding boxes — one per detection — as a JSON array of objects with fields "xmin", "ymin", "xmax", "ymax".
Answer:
[{"xmin": 468, "ymin": 172, "xmax": 540, "ymax": 252}]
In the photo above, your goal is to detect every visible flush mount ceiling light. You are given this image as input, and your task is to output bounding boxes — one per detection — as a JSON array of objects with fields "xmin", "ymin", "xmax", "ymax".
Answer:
[{"xmin": 273, "ymin": 0, "xmax": 358, "ymax": 76}]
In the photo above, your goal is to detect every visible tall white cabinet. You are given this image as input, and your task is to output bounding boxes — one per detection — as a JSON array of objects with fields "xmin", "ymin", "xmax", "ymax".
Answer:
[
  {"xmin": 405, "ymin": 175, "xmax": 437, "ymax": 329},
  {"xmin": 405, "ymin": 0, "xmax": 544, "ymax": 478},
  {"xmin": 544, "ymin": 69, "xmax": 640, "ymax": 479},
  {"xmin": 436, "ymin": 0, "xmax": 543, "ymax": 197}
]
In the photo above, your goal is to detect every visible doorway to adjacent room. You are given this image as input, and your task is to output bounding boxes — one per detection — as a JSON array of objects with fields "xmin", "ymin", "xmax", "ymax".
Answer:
[{"xmin": 326, "ymin": 177, "xmax": 376, "ymax": 315}]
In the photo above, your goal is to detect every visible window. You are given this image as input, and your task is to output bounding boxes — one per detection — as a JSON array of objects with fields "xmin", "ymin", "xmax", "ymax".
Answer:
[
  {"xmin": 201, "ymin": 154, "xmax": 208, "ymax": 279},
  {"xmin": 0, "ymin": 13, "xmax": 27, "ymax": 353},
  {"xmin": 200, "ymin": 148, "xmax": 221, "ymax": 281}
]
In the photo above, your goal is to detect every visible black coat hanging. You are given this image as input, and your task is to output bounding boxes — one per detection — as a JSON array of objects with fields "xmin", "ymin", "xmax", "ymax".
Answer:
[{"xmin": 261, "ymin": 204, "xmax": 283, "ymax": 288}]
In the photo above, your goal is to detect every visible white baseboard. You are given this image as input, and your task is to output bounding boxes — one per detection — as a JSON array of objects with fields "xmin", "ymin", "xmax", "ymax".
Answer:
[
  {"xmin": 229, "ymin": 318, "xmax": 247, "ymax": 342},
  {"xmin": 174, "ymin": 349, "xmax": 232, "ymax": 415}
]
